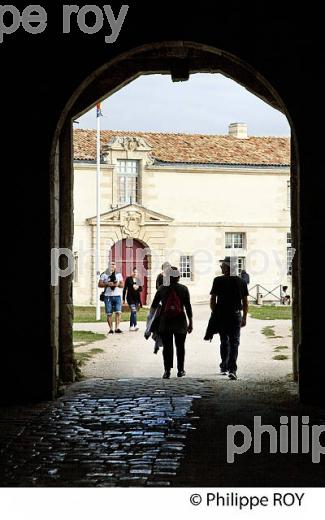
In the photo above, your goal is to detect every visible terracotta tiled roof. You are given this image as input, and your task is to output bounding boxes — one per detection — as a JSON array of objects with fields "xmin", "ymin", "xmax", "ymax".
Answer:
[{"xmin": 74, "ymin": 129, "xmax": 290, "ymax": 166}]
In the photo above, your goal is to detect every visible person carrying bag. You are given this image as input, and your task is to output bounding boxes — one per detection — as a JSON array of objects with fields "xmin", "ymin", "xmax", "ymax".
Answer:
[{"xmin": 149, "ymin": 266, "xmax": 193, "ymax": 379}]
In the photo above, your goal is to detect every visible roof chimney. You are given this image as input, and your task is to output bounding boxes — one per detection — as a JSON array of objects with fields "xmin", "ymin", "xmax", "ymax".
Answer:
[{"xmin": 228, "ymin": 122, "xmax": 248, "ymax": 139}]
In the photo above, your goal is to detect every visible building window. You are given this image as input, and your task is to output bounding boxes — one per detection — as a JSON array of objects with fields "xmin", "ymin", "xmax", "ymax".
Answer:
[
  {"xmin": 287, "ymin": 180, "xmax": 291, "ymax": 209},
  {"xmin": 225, "ymin": 232, "xmax": 245, "ymax": 249},
  {"xmin": 180, "ymin": 255, "xmax": 193, "ymax": 280},
  {"xmin": 73, "ymin": 253, "xmax": 79, "ymax": 283},
  {"xmin": 287, "ymin": 233, "xmax": 293, "ymax": 276},
  {"xmin": 237, "ymin": 257, "xmax": 246, "ymax": 276},
  {"xmin": 117, "ymin": 160, "xmax": 139, "ymax": 204}
]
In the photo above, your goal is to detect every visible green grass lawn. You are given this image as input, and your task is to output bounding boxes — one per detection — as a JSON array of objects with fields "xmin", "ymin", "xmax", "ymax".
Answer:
[
  {"xmin": 73, "ymin": 331, "xmax": 106, "ymax": 380},
  {"xmin": 74, "ymin": 348, "xmax": 105, "ymax": 368},
  {"xmin": 73, "ymin": 330, "xmax": 106, "ymax": 344},
  {"xmin": 75, "ymin": 304, "xmax": 292, "ymax": 322},
  {"xmin": 261, "ymin": 325, "xmax": 276, "ymax": 337},
  {"xmin": 273, "ymin": 354, "xmax": 289, "ymax": 361},
  {"xmin": 249, "ymin": 305, "xmax": 292, "ymax": 320},
  {"xmin": 74, "ymin": 306, "xmax": 148, "ymax": 323},
  {"xmin": 261, "ymin": 325, "xmax": 284, "ymax": 339}
]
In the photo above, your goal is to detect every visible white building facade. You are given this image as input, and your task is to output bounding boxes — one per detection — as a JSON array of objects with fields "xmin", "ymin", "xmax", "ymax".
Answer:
[{"xmin": 73, "ymin": 124, "xmax": 291, "ymax": 305}]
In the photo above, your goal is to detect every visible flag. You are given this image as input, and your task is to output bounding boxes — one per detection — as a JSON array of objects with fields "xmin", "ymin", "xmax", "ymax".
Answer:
[{"xmin": 96, "ymin": 103, "xmax": 103, "ymax": 117}]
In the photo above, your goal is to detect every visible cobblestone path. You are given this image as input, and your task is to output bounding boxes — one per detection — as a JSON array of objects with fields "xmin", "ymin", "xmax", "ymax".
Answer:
[
  {"xmin": 1, "ymin": 375, "xmax": 324, "ymax": 487},
  {"xmin": 0, "ymin": 378, "xmax": 215, "ymax": 487}
]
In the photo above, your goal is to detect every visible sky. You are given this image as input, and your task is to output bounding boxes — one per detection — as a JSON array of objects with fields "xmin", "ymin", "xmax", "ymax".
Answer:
[{"xmin": 77, "ymin": 73, "xmax": 290, "ymax": 136}]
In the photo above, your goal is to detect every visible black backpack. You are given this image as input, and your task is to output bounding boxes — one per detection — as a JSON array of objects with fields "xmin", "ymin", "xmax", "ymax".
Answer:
[
  {"xmin": 163, "ymin": 287, "xmax": 183, "ymax": 318},
  {"xmin": 99, "ymin": 271, "xmax": 110, "ymax": 301}
]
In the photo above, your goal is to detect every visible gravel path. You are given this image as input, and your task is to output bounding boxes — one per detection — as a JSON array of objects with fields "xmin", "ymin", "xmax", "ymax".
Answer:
[{"xmin": 74, "ymin": 305, "xmax": 292, "ymax": 381}]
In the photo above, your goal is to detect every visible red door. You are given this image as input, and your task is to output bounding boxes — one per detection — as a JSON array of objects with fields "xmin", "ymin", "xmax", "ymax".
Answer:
[{"xmin": 111, "ymin": 239, "xmax": 149, "ymax": 304}]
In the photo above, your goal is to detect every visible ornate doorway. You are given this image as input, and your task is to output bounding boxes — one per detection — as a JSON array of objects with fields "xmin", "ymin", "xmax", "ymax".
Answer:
[{"xmin": 110, "ymin": 238, "xmax": 150, "ymax": 304}]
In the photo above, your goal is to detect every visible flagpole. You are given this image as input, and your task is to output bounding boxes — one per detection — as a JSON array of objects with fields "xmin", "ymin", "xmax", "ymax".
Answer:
[{"xmin": 95, "ymin": 104, "xmax": 101, "ymax": 321}]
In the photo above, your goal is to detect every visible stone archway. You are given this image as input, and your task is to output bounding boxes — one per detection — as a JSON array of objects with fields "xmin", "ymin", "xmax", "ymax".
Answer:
[{"xmin": 52, "ymin": 41, "xmax": 300, "ymax": 398}]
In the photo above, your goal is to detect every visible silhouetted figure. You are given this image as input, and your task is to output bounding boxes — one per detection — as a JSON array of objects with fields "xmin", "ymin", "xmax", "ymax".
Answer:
[
  {"xmin": 123, "ymin": 267, "xmax": 143, "ymax": 331},
  {"xmin": 151, "ymin": 266, "xmax": 193, "ymax": 379},
  {"xmin": 210, "ymin": 256, "xmax": 248, "ymax": 380},
  {"xmin": 240, "ymin": 269, "xmax": 250, "ymax": 286},
  {"xmin": 156, "ymin": 261, "xmax": 171, "ymax": 289}
]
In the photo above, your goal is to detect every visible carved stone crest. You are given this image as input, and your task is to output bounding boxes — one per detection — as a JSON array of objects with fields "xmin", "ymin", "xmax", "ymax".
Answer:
[
  {"xmin": 122, "ymin": 137, "xmax": 140, "ymax": 151},
  {"xmin": 121, "ymin": 210, "xmax": 142, "ymax": 238},
  {"xmin": 104, "ymin": 136, "xmax": 152, "ymax": 152}
]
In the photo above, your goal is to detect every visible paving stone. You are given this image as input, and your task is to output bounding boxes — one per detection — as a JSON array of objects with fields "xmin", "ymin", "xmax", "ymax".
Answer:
[
  {"xmin": 146, "ymin": 480, "xmax": 171, "ymax": 486},
  {"xmin": 153, "ymin": 471, "xmax": 177, "ymax": 476},
  {"xmin": 129, "ymin": 469, "xmax": 152, "ymax": 475},
  {"xmin": 0, "ymin": 377, "xmax": 217, "ymax": 487}
]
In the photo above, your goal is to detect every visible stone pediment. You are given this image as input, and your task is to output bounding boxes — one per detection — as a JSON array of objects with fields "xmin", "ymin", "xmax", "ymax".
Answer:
[
  {"xmin": 103, "ymin": 136, "xmax": 153, "ymax": 153},
  {"xmin": 101, "ymin": 136, "xmax": 155, "ymax": 166},
  {"xmin": 87, "ymin": 203, "xmax": 173, "ymax": 238}
]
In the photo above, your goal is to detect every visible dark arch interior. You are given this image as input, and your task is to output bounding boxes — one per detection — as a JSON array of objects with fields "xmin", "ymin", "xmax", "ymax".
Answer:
[{"xmin": 1, "ymin": 5, "xmax": 323, "ymax": 492}]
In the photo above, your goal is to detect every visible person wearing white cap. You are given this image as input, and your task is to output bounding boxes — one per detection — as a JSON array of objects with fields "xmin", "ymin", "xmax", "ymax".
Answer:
[
  {"xmin": 156, "ymin": 261, "xmax": 172, "ymax": 289},
  {"xmin": 209, "ymin": 256, "xmax": 248, "ymax": 380},
  {"xmin": 150, "ymin": 266, "xmax": 193, "ymax": 379}
]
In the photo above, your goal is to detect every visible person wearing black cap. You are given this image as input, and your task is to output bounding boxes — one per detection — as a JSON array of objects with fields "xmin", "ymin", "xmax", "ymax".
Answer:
[{"xmin": 209, "ymin": 256, "xmax": 248, "ymax": 380}]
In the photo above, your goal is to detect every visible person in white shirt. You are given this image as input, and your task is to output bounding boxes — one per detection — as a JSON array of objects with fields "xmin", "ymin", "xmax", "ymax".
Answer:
[
  {"xmin": 98, "ymin": 261, "xmax": 124, "ymax": 333},
  {"xmin": 280, "ymin": 285, "xmax": 291, "ymax": 305}
]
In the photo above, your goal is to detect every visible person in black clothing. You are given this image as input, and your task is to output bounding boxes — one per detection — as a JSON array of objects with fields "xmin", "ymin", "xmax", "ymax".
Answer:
[
  {"xmin": 210, "ymin": 256, "xmax": 248, "ymax": 380},
  {"xmin": 240, "ymin": 269, "xmax": 250, "ymax": 286},
  {"xmin": 123, "ymin": 268, "xmax": 143, "ymax": 331},
  {"xmin": 155, "ymin": 261, "xmax": 171, "ymax": 289},
  {"xmin": 151, "ymin": 266, "xmax": 193, "ymax": 379}
]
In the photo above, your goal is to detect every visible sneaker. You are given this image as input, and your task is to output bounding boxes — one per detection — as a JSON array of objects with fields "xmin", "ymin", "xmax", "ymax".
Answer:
[
  {"xmin": 129, "ymin": 326, "xmax": 135, "ymax": 331},
  {"xmin": 162, "ymin": 370, "xmax": 171, "ymax": 379},
  {"xmin": 134, "ymin": 326, "xmax": 139, "ymax": 331},
  {"xmin": 219, "ymin": 371, "xmax": 228, "ymax": 376},
  {"xmin": 177, "ymin": 370, "xmax": 186, "ymax": 377},
  {"xmin": 107, "ymin": 330, "xmax": 114, "ymax": 335},
  {"xmin": 228, "ymin": 372, "xmax": 237, "ymax": 380},
  {"xmin": 115, "ymin": 329, "xmax": 123, "ymax": 334}
]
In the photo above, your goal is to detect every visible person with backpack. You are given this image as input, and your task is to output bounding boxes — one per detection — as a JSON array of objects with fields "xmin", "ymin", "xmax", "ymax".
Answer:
[
  {"xmin": 150, "ymin": 266, "xmax": 193, "ymax": 379},
  {"xmin": 98, "ymin": 261, "xmax": 124, "ymax": 334}
]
